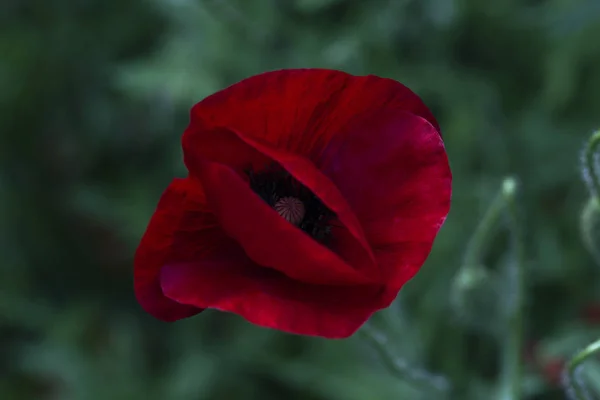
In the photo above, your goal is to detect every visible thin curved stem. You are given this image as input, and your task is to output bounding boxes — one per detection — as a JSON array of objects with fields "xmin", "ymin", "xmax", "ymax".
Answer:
[
  {"xmin": 497, "ymin": 177, "xmax": 525, "ymax": 400},
  {"xmin": 581, "ymin": 130, "xmax": 600, "ymax": 200},
  {"xmin": 462, "ymin": 186, "xmax": 506, "ymax": 268},
  {"xmin": 360, "ymin": 323, "xmax": 451, "ymax": 395},
  {"xmin": 580, "ymin": 196, "xmax": 600, "ymax": 266},
  {"xmin": 564, "ymin": 338, "xmax": 600, "ymax": 400}
]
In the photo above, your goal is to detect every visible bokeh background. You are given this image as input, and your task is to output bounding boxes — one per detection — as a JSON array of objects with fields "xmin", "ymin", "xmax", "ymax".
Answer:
[{"xmin": 3, "ymin": 0, "xmax": 600, "ymax": 399}]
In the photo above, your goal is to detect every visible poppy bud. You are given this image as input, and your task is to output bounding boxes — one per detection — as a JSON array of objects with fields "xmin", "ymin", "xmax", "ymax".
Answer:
[{"xmin": 450, "ymin": 264, "xmax": 501, "ymax": 333}]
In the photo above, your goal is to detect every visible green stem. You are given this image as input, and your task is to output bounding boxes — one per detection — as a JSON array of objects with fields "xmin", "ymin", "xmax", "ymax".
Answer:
[
  {"xmin": 360, "ymin": 323, "xmax": 450, "ymax": 395},
  {"xmin": 582, "ymin": 130, "xmax": 600, "ymax": 201},
  {"xmin": 462, "ymin": 187, "xmax": 506, "ymax": 268},
  {"xmin": 565, "ymin": 338, "xmax": 600, "ymax": 400},
  {"xmin": 580, "ymin": 196, "xmax": 600, "ymax": 266},
  {"xmin": 497, "ymin": 177, "xmax": 525, "ymax": 400}
]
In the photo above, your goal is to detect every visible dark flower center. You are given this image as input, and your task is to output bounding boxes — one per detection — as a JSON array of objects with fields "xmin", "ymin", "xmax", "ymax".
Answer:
[{"xmin": 246, "ymin": 165, "xmax": 335, "ymax": 244}]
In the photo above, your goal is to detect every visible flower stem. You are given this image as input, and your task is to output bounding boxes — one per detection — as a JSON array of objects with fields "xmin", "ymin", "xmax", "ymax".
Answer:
[
  {"xmin": 497, "ymin": 177, "xmax": 525, "ymax": 400},
  {"xmin": 580, "ymin": 196, "xmax": 600, "ymax": 266},
  {"xmin": 582, "ymin": 130, "xmax": 600, "ymax": 200},
  {"xmin": 564, "ymin": 338, "xmax": 600, "ymax": 400},
  {"xmin": 360, "ymin": 323, "xmax": 451, "ymax": 395},
  {"xmin": 462, "ymin": 186, "xmax": 506, "ymax": 268}
]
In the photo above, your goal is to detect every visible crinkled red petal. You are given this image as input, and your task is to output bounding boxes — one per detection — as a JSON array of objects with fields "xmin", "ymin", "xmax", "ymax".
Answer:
[
  {"xmin": 187, "ymin": 69, "xmax": 440, "ymax": 160},
  {"xmin": 160, "ymin": 255, "xmax": 393, "ymax": 338},
  {"xmin": 320, "ymin": 111, "xmax": 451, "ymax": 287}
]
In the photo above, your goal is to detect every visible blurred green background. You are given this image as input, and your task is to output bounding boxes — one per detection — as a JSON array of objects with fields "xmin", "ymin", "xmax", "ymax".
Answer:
[{"xmin": 2, "ymin": 0, "xmax": 600, "ymax": 399}]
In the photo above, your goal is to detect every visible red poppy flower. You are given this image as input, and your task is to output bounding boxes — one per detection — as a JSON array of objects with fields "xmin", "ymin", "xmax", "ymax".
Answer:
[{"xmin": 134, "ymin": 69, "xmax": 451, "ymax": 338}]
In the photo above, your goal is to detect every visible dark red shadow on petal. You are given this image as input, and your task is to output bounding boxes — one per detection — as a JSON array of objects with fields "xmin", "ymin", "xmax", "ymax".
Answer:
[
  {"xmin": 320, "ymin": 111, "xmax": 451, "ymax": 288},
  {"xmin": 134, "ymin": 178, "xmax": 203, "ymax": 320},
  {"xmin": 160, "ymin": 253, "xmax": 393, "ymax": 338},
  {"xmin": 183, "ymin": 126, "xmax": 378, "ymax": 283},
  {"xmin": 182, "ymin": 125, "xmax": 271, "ymax": 173}
]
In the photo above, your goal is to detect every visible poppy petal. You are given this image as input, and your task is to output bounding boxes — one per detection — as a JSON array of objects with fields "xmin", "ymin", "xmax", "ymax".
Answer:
[
  {"xmin": 187, "ymin": 154, "xmax": 377, "ymax": 286},
  {"xmin": 134, "ymin": 178, "xmax": 236, "ymax": 321},
  {"xmin": 160, "ymin": 257, "xmax": 393, "ymax": 338},
  {"xmin": 183, "ymin": 126, "xmax": 377, "ymax": 277},
  {"xmin": 187, "ymin": 69, "xmax": 439, "ymax": 160},
  {"xmin": 320, "ymin": 111, "xmax": 451, "ymax": 287}
]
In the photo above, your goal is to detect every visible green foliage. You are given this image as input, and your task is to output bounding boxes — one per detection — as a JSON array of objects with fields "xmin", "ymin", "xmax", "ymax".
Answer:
[{"xmin": 2, "ymin": 0, "xmax": 600, "ymax": 399}]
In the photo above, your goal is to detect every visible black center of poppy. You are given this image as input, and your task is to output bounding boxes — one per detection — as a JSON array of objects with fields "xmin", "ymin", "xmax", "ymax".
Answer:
[{"xmin": 246, "ymin": 166, "xmax": 335, "ymax": 244}]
